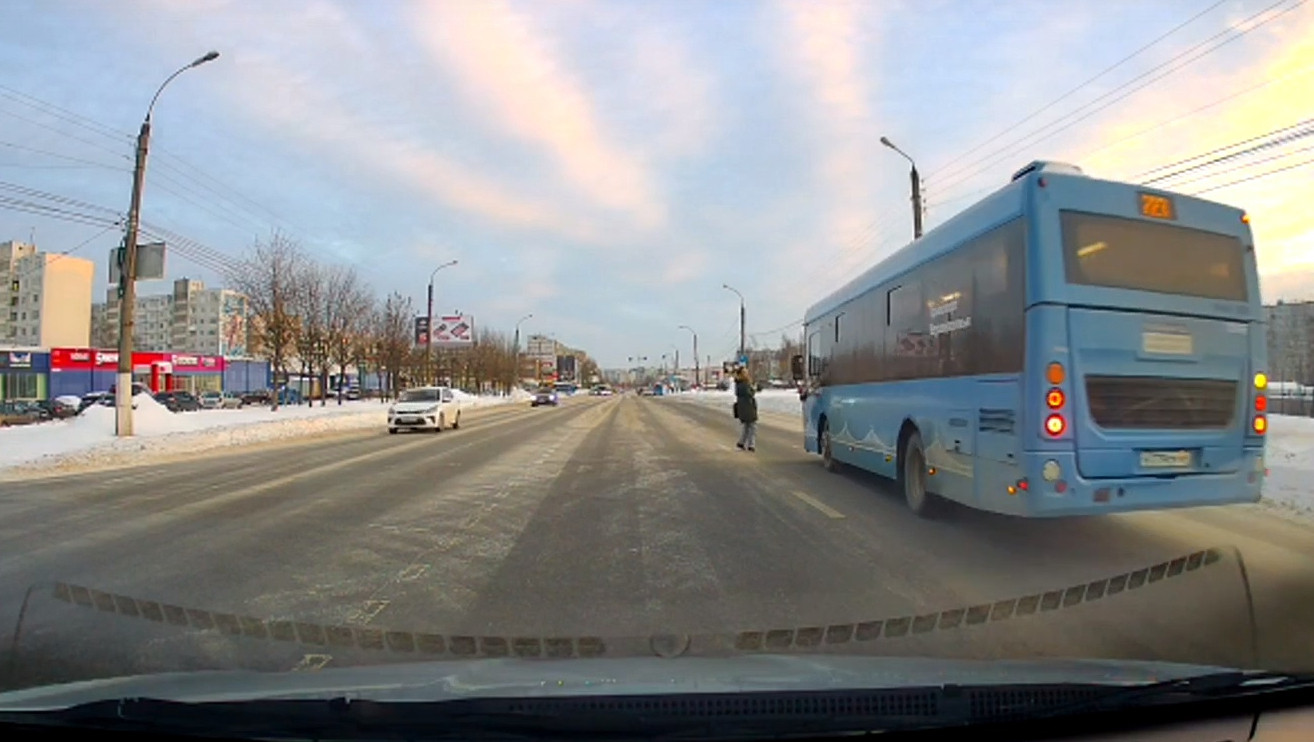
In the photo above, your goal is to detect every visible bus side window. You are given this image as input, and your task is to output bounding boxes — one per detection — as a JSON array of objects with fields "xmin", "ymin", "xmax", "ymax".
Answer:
[{"xmin": 807, "ymin": 331, "xmax": 821, "ymax": 378}]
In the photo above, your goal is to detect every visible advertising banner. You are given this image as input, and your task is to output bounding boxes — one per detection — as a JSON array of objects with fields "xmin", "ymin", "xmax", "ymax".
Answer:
[
  {"xmin": 414, "ymin": 316, "xmax": 430, "ymax": 346},
  {"xmin": 431, "ymin": 315, "xmax": 474, "ymax": 347}
]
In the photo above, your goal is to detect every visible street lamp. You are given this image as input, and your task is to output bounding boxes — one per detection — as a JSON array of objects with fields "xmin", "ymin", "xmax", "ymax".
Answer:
[
  {"xmin": 425, "ymin": 259, "xmax": 458, "ymax": 383},
  {"xmin": 514, "ymin": 313, "xmax": 532, "ymax": 386},
  {"xmin": 880, "ymin": 136, "xmax": 924, "ymax": 240},
  {"xmin": 722, "ymin": 283, "xmax": 745, "ymax": 361},
  {"xmin": 678, "ymin": 324, "xmax": 699, "ymax": 389},
  {"xmin": 115, "ymin": 50, "xmax": 220, "ymax": 437}
]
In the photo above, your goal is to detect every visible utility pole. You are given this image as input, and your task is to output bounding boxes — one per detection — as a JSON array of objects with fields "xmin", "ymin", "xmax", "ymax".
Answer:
[
  {"xmin": 880, "ymin": 136, "xmax": 923, "ymax": 239},
  {"xmin": 722, "ymin": 284, "xmax": 746, "ymax": 362},
  {"xmin": 115, "ymin": 51, "xmax": 219, "ymax": 437},
  {"xmin": 426, "ymin": 260, "xmax": 458, "ymax": 385},
  {"xmin": 679, "ymin": 324, "xmax": 698, "ymax": 389},
  {"xmin": 514, "ymin": 313, "xmax": 532, "ymax": 390}
]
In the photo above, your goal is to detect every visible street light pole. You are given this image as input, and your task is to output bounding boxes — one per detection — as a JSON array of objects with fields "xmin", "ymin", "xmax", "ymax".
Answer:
[
  {"xmin": 115, "ymin": 50, "xmax": 219, "ymax": 437},
  {"xmin": 722, "ymin": 284, "xmax": 746, "ymax": 361},
  {"xmin": 678, "ymin": 324, "xmax": 699, "ymax": 389},
  {"xmin": 426, "ymin": 259, "xmax": 458, "ymax": 384},
  {"xmin": 514, "ymin": 313, "xmax": 532, "ymax": 387},
  {"xmin": 880, "ymin": 136, "xmax": 923, "ymax": 240}
]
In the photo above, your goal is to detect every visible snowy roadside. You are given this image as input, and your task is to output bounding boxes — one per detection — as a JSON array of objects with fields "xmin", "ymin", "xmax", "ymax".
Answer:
[
  {"xmin": 665, "ymin": 390, "xmax": 1314, "ymax": 525},
  {"xmin": 0, "ymin": 388, "xmax": 533, "ymax": 480}
]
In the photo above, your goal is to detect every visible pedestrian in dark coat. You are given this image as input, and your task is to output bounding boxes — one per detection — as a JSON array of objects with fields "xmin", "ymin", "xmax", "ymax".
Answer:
[{"xmin": 734, "ymin": 367, "xmax": 758, "ymax": 451}]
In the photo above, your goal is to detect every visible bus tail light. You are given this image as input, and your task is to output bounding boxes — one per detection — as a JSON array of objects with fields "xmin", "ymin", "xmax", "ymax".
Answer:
[
  {"xmin": 1254, "ymin": 372, "xmax": 1267, "ymax": 390},
  {"xmin": 1045, "ymin": 414, "xmax": 1066, "ymax": 436},
  {"xmin": 1253, "ymin": 416, "xmax": 1267, "ymax": 435},
  {"xmin": 1255, "ymin": 395, "xmax": 1267, "ymax": 412},
  {"xmin": 1046, "ymin": 389, "xmax": 1065, "ymax": 408}
]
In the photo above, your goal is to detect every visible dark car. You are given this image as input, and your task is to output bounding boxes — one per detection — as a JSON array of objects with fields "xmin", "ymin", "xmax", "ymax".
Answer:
[
  {"xmin": 531, "ymin": 388, "xmax": 559, "ymax": 407},
  {"xmin": 154, "ymin": 390, "xmax": 201, "ymax": 412},
  {"xmin": 0, "ymin": 400, "xmax": 43, "ymax": 427}
]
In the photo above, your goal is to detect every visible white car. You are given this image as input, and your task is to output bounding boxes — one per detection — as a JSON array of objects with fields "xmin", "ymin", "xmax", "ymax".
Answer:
[{"xmin": 388, "ymin": 386, "xmax": 463, "ymax": 434}]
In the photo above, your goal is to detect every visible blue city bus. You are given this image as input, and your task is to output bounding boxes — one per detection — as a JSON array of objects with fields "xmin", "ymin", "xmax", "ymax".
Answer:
[{"xmin": 794, "ymin": 160, "xmax": 1268, "ymax": 518}]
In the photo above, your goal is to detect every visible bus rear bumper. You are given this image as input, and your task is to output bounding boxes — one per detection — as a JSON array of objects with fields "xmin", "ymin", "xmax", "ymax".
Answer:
[{"xmin": 1014, "ymin": 451, "xmax": 1265, "ymax": 517}]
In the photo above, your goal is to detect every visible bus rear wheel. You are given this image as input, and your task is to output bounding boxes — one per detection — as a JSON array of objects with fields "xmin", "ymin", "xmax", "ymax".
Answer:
[
  {"xmin": 820, "ymin": 421, "xmax": 840, "ymax": 472},
  {"xmin": 901, "ymin": 431, "xmax": 941, "ymax": 517}
]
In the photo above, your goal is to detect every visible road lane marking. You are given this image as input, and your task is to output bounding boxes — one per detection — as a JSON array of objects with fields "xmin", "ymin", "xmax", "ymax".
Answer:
[
  {"xmin": 292, "ymin": 653, "xmax": 332, "ymax": 672},
  {"xmin": 398, "ymin": 563, "xmax": 429, "ymax": 581},
  {"xmin": 347, "ymin": 599, "xmax": 390, "ymax": 625},
  {"xmin": 791, "ymin": 489, "xmax": 846, "ymax": 519}
]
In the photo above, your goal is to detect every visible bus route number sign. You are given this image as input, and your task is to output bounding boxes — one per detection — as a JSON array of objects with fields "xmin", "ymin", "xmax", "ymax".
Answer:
[{"xmin": 1139, "ymin": 193, "xmax": 1176, "ymax": 220}]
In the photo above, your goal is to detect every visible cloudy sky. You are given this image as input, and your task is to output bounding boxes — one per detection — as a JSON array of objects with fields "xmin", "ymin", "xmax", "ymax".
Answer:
[{"xmin": 2, "ymin": 0, "xmax": 1312, "ymax": 367}]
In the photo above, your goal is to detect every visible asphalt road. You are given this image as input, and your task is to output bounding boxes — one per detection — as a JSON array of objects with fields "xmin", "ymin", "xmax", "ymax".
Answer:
[{"xmin": 4, "ymin": 392, "xmax": 1314, "ymax": 690}]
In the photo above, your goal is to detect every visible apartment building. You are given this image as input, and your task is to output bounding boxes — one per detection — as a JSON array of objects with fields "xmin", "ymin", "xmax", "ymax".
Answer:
[
  {"xmin": 94, "ymin": 277, "xmax": 249, "ymax": 357},
  {"xmin": 1266, "ymin": 299, "xmax": 1314, "ymax": 384},
  {"xmin": 0, "ymin": 240, "xmax": 94, "ymax": 348}
]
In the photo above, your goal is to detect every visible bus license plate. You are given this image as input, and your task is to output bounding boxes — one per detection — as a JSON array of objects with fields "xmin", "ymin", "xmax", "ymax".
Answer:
[{"xmin": 1140, "ymin": 450, "xmax": 1192, "ymax": 468}]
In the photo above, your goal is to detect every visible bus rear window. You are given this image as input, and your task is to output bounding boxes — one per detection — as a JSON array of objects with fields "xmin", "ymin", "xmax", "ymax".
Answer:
[{"xmin": 1060, "ymin": 211, "xmax": 1248, "ymax": 301}]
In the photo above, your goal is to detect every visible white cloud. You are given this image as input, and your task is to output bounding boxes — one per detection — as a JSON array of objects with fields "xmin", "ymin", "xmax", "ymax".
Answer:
[
  {"xmin": 625, "ymin": 28, "xmax": 719, "ymax": 159},
  {"xmin": 409, "ymin": 0, "xmax": 666, "ymax": 230}
]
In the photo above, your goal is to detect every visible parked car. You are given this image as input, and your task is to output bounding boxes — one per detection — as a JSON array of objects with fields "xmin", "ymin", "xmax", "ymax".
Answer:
[
  {"xmin": 531, "ymin": 388, "xmax": 559, "ymax": 407},
  {"xmin": 200, "ymin": 391, "xmax": 244, "ymax": 409},
  {"xmin": 154, "ymin": 390, "xmax": 201, "ymax": 412},
  {"xmin": 0, "ymin": 400, "xmax": 43, "ymax": 427},
  {"xmin": 388, "ymin": 386, "xmax": 463, "ymax": 434}
]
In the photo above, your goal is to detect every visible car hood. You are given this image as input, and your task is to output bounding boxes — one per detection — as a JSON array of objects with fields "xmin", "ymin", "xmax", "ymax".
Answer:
[
  {"xmin": 0, "ymin": 655, "xmax": 1232, "ymax": 709},
  {"xmin": 391, "ymin": 401, "xmax": 440, "ymax": 413}
]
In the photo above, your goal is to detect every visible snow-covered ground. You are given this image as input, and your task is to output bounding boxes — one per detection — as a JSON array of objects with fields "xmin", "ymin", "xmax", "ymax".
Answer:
[
  {"xmin": 0, "ymin": 388, "xmax": 533, "ymax": 478},
  {"xmin": 667, "ymin": 389, "xmax": 1314, "ymax": 524}
]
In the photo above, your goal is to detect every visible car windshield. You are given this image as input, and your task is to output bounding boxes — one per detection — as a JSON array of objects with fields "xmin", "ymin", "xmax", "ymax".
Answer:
[
  {"xmin": 399, "ymin": 389, "xmax": 440, "ymax": 402},
  {"xmin": 3, "ymin": 2, "xmax": 1313, "ymax": 732}
]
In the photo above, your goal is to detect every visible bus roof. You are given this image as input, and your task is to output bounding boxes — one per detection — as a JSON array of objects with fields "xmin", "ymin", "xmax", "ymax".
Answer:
[
  {"xmin": 802, "ymin": 161, "xmax": 1247, "ymax": 324},
  {"xmin": 804, "ymin": 172, "xmax": 1028, "ymax": 324}
]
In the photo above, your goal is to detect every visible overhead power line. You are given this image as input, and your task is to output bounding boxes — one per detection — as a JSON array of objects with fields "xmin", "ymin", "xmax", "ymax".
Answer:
[
  {"xmin": 930, "ymin": 0, "xmax": 1306, "ymax": 200},
  {"xmin": 1159, "ymin": 142, "xmax": 1314, "ymax": 189},
  {"xmin": 1135, "ymin": 117, "xmax": 1314, "ymax": 182},
  {"xmin": 0, "ymin": 86, "xmax": 299, "ymax": 236},
  {"xmin": 1191, "ymin": 155, "xmax": 1314, "ymax": 195},
  {"xmin": 927, "ymin": 0, "xmax": 1229, "ymax": 180}
]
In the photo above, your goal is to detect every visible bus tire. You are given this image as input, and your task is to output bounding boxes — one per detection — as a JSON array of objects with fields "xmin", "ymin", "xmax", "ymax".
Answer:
[
  {"xmin": 820, "ymin": 419, "xmax": 840, "ymax": 472},
  {"xmin": 901, "ymin": 431, "xmax": 941, "ymax": 517}
]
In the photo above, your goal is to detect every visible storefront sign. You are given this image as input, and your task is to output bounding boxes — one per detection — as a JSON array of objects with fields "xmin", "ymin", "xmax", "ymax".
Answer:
[
  {"xmin": 51, "ymin": 348, "xmax": 225, "ymax": 373},
  {"xmin": 0, "ymin": 352, "xmax": 33, "ymax": 369}
]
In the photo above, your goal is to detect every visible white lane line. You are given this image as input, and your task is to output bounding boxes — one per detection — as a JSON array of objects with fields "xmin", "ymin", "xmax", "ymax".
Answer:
[
  {"xmin": 346, "ymin": 599, "xmax": 390, "ymax": 625},
  {"xmin": 292, "ymin": 653, "xmax": 332, "ymax": 672},
  {"xmin": 791, "ymin": 489, "xmax": 846, "ymax": 519}
]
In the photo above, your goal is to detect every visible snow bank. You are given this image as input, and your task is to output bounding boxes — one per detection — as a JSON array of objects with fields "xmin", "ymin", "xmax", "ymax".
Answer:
[
  {"xmin": 1259, "ymin": 415, "xmax": 1314, "ymax": 520},
  {"xmin": 0, "ymin": 390, "xmax": 529, "ymax": 478},
  {"xmin": 666, "ymin": 391, "xmax": 1314, "ymax": 523},
  {"xmin": 670, "ymin": 388, "xmax": 802, "ymax": 417}
]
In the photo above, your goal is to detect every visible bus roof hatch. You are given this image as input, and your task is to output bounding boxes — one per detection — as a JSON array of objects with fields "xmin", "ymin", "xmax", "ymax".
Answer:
[{"xmin": 1011, "ymin": 160, "xmax": 1085, "ymax": 182}]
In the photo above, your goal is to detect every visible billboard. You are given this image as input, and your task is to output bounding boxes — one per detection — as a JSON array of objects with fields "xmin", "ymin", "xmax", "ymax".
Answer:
[
  {"xmin": 220, "ymin": 293, "xmax": 248, "ymax": 357},
  {"xmin": 108, "ymin": 242, "xmax": 167, "ymax": 284},
  {"xmin": 431, "ymin": 314, "xmax": 474, "ymax": 347},
  {"xmin": 414, "ymin": 316, "xmax": 430, "ymax": 346},
  {"xmin": 557, "ymin": 354, "xmax": 577, "ymax": 381},
  {"xmin": 525, "ymin": 335, "xmax": 555, "ymax": 360}
]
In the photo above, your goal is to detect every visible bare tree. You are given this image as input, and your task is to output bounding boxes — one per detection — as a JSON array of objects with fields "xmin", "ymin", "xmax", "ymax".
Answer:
[
  {"xmin": 291, "ymin": 262, "xmax": 328, "ymax": 405},
  {"xmin": 324, "ymin": 266, "xmax": 372, "ymax": 405},
  {"xmin": 232, "ymin": 231, "xmax": 305, "ymax": 411},
  {"xmin": 349, "ymin": 301, "xmax": 379, "ymax": 401},
  {"xmin": 378, "ymin": 292, "xmax": 414, "ymax": 399}
]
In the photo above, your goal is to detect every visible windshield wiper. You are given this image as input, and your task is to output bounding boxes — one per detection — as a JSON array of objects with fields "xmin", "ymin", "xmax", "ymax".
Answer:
[
  {"xmin": 1030, "ymin": 670, "xmax": 1314, "ymax": 719},
  {"xmin": 6, "ymin": 676, "xmax": 1314, "ymax": 740}
]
